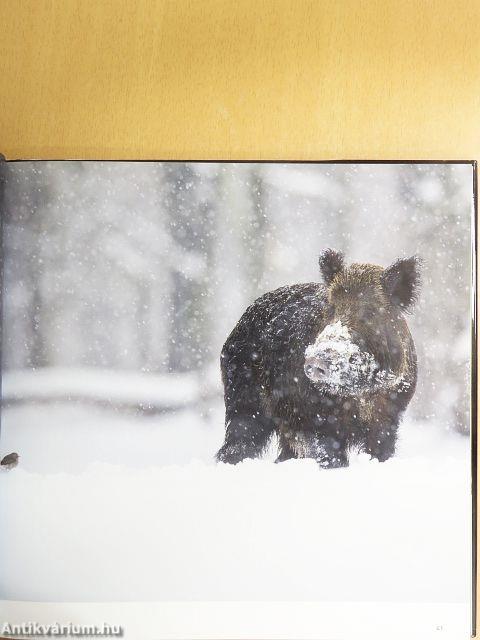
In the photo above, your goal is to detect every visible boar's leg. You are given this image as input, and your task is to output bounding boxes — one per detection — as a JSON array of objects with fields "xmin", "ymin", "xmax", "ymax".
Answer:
[
  {"xmin": 216, "ymin": 336, "xmax": 275, "ymax": 464},
  {"xmin": 216, "ymin": 414, "xmax": 275, "ymax": 464},
  {"xmin": 216, "ymin": 349, "xmax": 274, "ymax": 464},
  {"xmin": 290, "ymin": 431, "xmax": 349, "ymax": 468},
  {"xmin": 312, "ymin": 434, "xmax": 349, "ymax": 469},
  {"xmin": 275, "ymin": 437, "xmax": 296, "ymax": 463},
  {"xmin": 364, "ymin": 425, "xmax": 398, "ymax": 462}
]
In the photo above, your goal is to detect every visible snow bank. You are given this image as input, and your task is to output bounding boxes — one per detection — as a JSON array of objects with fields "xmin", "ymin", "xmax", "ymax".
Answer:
[
  {"xmin": 2, "ymin": 367, "xmax": 218, "ymax": 412},
  {"xmin": 0, "ymin": 402, "xmax": 470, "ymax": 606}
]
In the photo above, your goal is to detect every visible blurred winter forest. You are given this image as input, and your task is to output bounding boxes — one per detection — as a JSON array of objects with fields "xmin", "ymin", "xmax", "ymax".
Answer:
[{"xmin": 1, "ymin": 162, "xmax": 473, "ymax": 434}]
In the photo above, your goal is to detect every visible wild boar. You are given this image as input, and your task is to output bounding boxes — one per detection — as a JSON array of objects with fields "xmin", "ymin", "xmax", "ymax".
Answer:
[{"xmin": 216, "ymin": 249, "xmax": 421, "ymax": 468}]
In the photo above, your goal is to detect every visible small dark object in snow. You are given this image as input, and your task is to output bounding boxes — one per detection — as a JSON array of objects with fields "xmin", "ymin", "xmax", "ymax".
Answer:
[
  {"xmin": 216, "ymin": 249, "xmax": 421, "ymax": 468},
  {"xmin": 1, "ymin": 452, "xmax": 19, "ymax": 470}
]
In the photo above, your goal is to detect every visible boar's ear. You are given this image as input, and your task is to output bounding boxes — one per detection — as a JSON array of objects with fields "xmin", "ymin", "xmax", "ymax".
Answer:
[
  {"xmin": 382, "ymin": 256, "xmax": 422, "ymax": 312},
  {"xmin": 319, "ymin": 249, "xmax": 344, "ymax": 285}
]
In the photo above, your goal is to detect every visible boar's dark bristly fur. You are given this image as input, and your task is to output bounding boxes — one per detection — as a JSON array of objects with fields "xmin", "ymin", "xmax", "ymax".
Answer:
[{"xmin": 216, "ymin": 249, "xmax": 421, "ymax": 468}]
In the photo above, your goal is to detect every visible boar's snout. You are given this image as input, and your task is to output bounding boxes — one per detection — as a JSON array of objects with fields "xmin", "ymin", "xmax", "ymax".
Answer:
[{"xmin": 304, "ymin": 354, "xmax": 331, "ymax": 383}]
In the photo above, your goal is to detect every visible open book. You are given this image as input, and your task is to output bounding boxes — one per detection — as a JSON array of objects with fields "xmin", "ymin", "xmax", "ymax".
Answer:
[{"xmin": 0, "ymin": 160, "xmax": 474, "ymax": 639}]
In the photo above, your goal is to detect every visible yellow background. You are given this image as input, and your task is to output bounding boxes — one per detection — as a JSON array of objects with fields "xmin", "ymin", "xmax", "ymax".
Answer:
[
  {"xmin": 0, "ymin": 0, "xmax": 479, "ymax": 160},
  {"xmin": 0, "ymin": 0, "xmax": 478, "ymax": 633}
]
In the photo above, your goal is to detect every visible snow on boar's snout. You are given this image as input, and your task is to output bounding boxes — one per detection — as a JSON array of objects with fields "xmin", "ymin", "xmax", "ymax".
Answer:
[{"xmin": 304, "ymin": 321, "xmax": 379, "ymax": 394}]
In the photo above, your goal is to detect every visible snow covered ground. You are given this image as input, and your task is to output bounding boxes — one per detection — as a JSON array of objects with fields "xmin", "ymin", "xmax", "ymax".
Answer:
[{"xmin": 0, "ymin": 394, "xmax": 470, "ymax": 608}]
